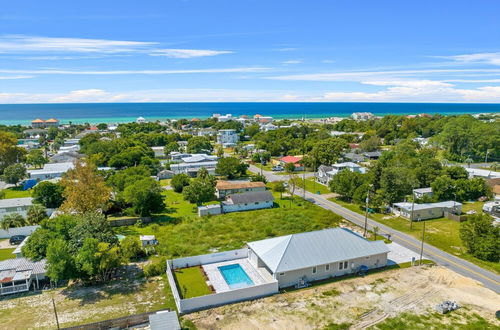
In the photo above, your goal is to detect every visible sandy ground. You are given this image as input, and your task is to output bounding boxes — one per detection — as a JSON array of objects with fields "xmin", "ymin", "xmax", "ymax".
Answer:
[
  {"xmin": 0, "ymin": 239, "xmax": 13, "ymax": 249},
  {"xmin": 185, "ymin": 265, "xmax": 500, "ymax": 329}
]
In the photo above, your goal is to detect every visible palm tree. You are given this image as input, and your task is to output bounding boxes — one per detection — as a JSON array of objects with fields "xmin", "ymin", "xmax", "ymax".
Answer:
[
  {"xmin": 1, "ymin": 213, "xmax": 27, "ymax": 230},
  {"xmin": 372, "ymin": 226, "xmax": 379, "ymax": 241}
]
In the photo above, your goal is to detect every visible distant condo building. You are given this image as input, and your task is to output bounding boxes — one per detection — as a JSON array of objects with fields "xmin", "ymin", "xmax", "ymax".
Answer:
[
  {"xmin": 351, "ymin": 112, "xmax": 374, "ymax": 121},
  {"xmin": 136, "ymin": 116, "xmax": 146, "ymax": 124},
  {"xmin": 31, "ymin": 118, "xmax": 60, "ymax": 128},
  {"xmin": 217, "ymin": 129, "xmax": 239, "ymax": 147}
]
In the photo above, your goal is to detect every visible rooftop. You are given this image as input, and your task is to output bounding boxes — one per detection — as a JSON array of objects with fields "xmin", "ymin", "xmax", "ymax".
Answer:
[
  {"xmin": 247, "ymin": 228, "xmax": 389, "ymax": 273},
  {"xmin": 216, "ymin": 180, "xmax": 266, "ymax": 190},
  {"xmin": 0, "ymin": 197, "xmax": 33, "ymax": 209},
  {"xmin": 225, "ymin": 191, "xmax": 274, "ymax": 204},
  {"xmin": 281, "ymin": 155, "xmax": 302, "ymax": 164},
  {"xmin": 393, "ymin": 200, "xmax": 462, "ymax": 211}
]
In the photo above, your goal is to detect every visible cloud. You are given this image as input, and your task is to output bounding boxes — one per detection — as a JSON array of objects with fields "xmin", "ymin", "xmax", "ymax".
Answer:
[
  {"xmin": 150, "ymin": 49, "xmax": 232, "ymax": 58},
  {"xmin": 0, "ymin": 35, "xmax": 156, "ymax": 53},
  {"xmin": 322, "ymin": 79, "xmax": 500, "ymax": 102},
  {"xmin": 321, "ymin": 60, "xmax": 335, "ymax": 64},
  {"xmin": 0, "ymin": 67, "xmax": 271, "ymax": 75},
  {"xmin": 444, "ymin": 52, "xmax": 500, "ymax": 66},
  {"xmin": 274, "ymin": 47, "xmax": 297, "ymax": 52},
  {"xmin": 0, "ymin": 75, "xmax": 33, "ymax": 80},
  {"xmin": 282, "ymin": 60, "xmax": 302, "ymax": 65}
]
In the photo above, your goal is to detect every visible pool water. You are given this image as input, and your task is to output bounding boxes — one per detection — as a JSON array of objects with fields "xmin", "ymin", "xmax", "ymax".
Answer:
[{"xmin": 218, "ymin": 264, "xmax": 254, "ymax": 289}]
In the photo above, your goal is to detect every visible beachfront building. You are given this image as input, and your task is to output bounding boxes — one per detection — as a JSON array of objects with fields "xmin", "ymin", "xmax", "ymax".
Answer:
[
  {"xmin": 136, "ymin": 116, "xmax": 146, "ymax": 124},
  {"xmin": 216, "ymin": 180, "xmax": 267, "ymax": 198},
  {"xmin": 392, "ymin": 201, "xmax": 462, "ymax": 220},
  {"xmin": 351, "ymin": 112, "xmax": 374, "ymax": 121},
  {"xmin": 0, "ymin": 198, "xmax": 33, "ymax": 220},
  {"xmin": 31, "ymin": 118, "xmax": 59, "ymax": 128},
  {"xmin": 217, "ymin": 129, "xmax": 239, "ymax": 147},
  {"xmin": 166, "ymin": 228, "xmax": 389, "ymax": 313},
  {"xmin": 28, "ymin": 162, "xmax": 74, "ymax": 181}
]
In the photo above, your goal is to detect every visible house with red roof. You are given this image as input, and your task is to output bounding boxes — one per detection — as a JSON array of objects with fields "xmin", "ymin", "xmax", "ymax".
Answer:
[{"xmin": 280, "ymin": 155, "xmax": 304, "ymax": 171}]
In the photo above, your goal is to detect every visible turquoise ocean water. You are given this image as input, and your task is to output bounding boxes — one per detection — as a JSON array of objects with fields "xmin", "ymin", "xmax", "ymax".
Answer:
[{"xmin": 0, "ymin": 102, "xmax": 499, "ymax": 125}]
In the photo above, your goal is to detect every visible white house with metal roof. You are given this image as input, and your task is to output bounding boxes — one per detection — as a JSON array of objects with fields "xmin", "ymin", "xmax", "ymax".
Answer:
[
  {"xmin": 392, "ymin": 201, "xmax": 462, "ymax": 220},
  {"xmin": 0, "ymin": 257, "xmax": 47, "ymax": 295},
  {"xmin": 0, "ymin": 197, "xmax": 33, "ymax": 220},
  {"xmin": 247, "ymin": 228, "xmax": 389, "ymax": 288},
  {"xmin": 28, "ymin": 162, "xmax": 74, "ymax": 181}
]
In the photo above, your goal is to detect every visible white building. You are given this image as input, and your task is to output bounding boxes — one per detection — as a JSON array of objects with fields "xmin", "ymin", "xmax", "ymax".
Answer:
[
  {"xmin": 392, "ymin": 201, "xmax": 462, "ymax": 220},
  {"xmin": 151, "ymin": 146, "xmax": 165, "ymax": 158},
  {"xmin": 217, "ymin": 114, "xmax": 234, "ymax": 122},
  {"xmin": 222, "ymin": 191, "xmax": 274, "ymax": 213},
  {"xmin": 351, "ymin": 112, "xmax": 374, "ymax": 121},
  {"xmin": 465, "ymin": 168, "xmax": 500, "ymax": 179},
  {"xmin": 0, "ymin": 198, "xmax": 33, "ymax": 220},
  {"xmin": 28, "ymin": 162, "xmax": 74, "ymax": 181},
  {"xmin": 216, "ymin": 180, "xmax": 267, "ymax": 199},
  {"xmin": 136, "ymin": 116, "xmax": 146, "ymax": 123},
  {"xmin": 217, "ymin": 129, "xmax": 239, "ymax": 147},
  {"xmin": 170, "ymin": 154, "xmax": 218, "ymax": 176},
  {"xmin": 316, "ymin": 162, "xmax": 366, "ymax": 184},
  {"xmin": 413, "ymin": 187, "xmax": 433, "ymax": 199},
  {"xmin": 140, "ymin": 235, "xmax": 158, "ymax": 247},
  {"xmin": 0, "ymin": 258, "xmax": 47, "ymax": 295}
]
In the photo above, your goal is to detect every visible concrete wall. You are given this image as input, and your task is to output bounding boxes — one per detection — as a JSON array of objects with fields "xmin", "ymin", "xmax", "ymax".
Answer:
[
  {"xmin": 275, "ymin": 252, "xmax": 388, "ymax": 288},
  {"xmin": 171, "ymin": 248, "xmax": 248, "ymax": 269},
  {"xmin": 0, "ymin": 225, "xmax": 40, "ymax": 239},
  {"xmin": 222, "ymin": 200, "xmax": 273, "ymax": 213}
]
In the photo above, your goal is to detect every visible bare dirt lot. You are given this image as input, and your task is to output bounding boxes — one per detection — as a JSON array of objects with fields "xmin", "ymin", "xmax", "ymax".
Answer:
[{"xmin": 185, "ymin": 264, "xmax": 500, "ymax": 329}]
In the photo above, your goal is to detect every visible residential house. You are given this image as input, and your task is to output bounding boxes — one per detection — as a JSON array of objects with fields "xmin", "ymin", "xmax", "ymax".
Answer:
[
  {"xmin": 170, "ymin": 154, "xmax": 218, "ymax": 176},
  {"xmin": 217, "ymin": 129, "xmax": 239, "ymax": 147},
  {"xmin": 0, "ymin": 198, "xmax": 33, "ymax": 220},
  {"xmin": 413, "ymin": 187, "xmax": 433, "ymax": 199},
  {"xmin": 392, "ymin": 201, "xmax": 462, "ymax": 220},
  {"xmin": 0, "ymin": 258, "xmax": 47, "ymax": 295},
  {"xmin": 216, "ymin": 180, "xmax": 267, "ymax": 198},
  {"xmin": 151, "ymin": 146, "xmax": 165, "ymax": 158},
  {"xmin": 316, "ymin": 162, "xmax": 366, "ymax": 184},
  {"xmin": 260, "ymin": 123, "xmax": 278, "ymax": 131},
  {"xmin": 483, "ymin": 201, "xmax": 500, "ymax": 217},
  {"xmin": 247, "ymin": 228, "xmax": 389, "ymax": 289},
  {"xmin": 363, "ymin": 151, "xmax": 382, "ymax": 160},
  {"xmin": 28, "ymin": 162, "xmax": 74, "ymax": 181},
  {"xmin": 31, "ymin": 118, "xmax": 45, "ymax": 128},
  {"xmin": 216, "ymin": 114, "xmax": 233, "ymax": 122},
  {"xmin": 343, "ymin": 152, "xmax": 366, "ymax": 163},
  {"xmin": 351, "ymin": 112, "xmax": 374, "ymax": 121},
  {"xmin": 140, "ymin": 235, "xmax": 158, "ymax": 247},
  {"xmin": 465, "ymin": 168, "xmax": 500, "ymax": 179},
  {"xmin": 222, "ymin": 191, "xmax": 274, "ymax": 213},
  {"xmin": 30, "ymin": 118, "xmax": 59, "ymax": 128},
  {"xmin": 136, "ymin": 116, "xmax": 146, "ymax": 123},
  {"xmin": 280, "ymin": 156, "xmax": 303, "ymax": 171},
  {"xmin": 44, "ymin": 118, "xmax": 60, "ymax": 127}
]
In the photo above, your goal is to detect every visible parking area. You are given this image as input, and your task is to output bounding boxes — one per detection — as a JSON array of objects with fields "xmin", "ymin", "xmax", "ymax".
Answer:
[{"xmin": 386, "ymin": 242, "xmax": 425, "ymax": 265}]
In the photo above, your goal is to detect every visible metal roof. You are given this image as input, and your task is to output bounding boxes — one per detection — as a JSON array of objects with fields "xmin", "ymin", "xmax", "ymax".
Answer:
[
  {"xmin": 247, "ymin": 228, "xmax": 389, "ymax": 273},
  {"xmin": 216, "ymin": 180, "xmax": 266, "ymax": 190},
  {"xmin": 413, "ymin": 187, "xmax": 433, "ymax": 194},
  {"xmin": 0, "ymin": 258, "xmax": 46, "ymax": 283},
  {"xmin": 225, "ymin": 191, "xmax": 274, "ymax": 204},
  {"xmin": 149, "ymin": 311, "xmax": 181, "ymax": 330},
  {"xmin": 0, "ymin": 197, "xmax": 33, "ymax": 209},
  {"xmin": 393, "ymin": 201, "xmax": 462, "ymax": 211}
]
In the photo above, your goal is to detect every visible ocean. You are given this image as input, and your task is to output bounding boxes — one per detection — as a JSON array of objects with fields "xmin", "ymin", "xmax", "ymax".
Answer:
[{"xmin": 0, "ymin": 102, "xmax": 499, "ymax": 125}]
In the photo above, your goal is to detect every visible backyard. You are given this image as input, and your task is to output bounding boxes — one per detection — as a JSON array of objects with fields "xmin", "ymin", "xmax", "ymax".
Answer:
[
  {"xmin": 0, "ymin": 187, "xmax": 31, "ymax": 199},
  {"xmin": 329, "ymin": 198, "xmax": 499, "ymax": 274},
  {"xmin": 174, "ymin": 266, "xmax": 213, "ymax": 298},
  {"xmin": 0, "ymin": 248, "xmax": 15, "ymax": 261}
]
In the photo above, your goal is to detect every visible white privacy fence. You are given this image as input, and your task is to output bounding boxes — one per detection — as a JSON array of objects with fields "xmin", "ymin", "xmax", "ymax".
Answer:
[{"xmin": 167, "ymin": 249, "xmax": 279, "ymax": 314}]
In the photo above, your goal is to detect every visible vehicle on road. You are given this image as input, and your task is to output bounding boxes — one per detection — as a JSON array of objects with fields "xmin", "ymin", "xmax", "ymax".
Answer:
[
  {"xmin": 272, "ymin": 165, "xmax": 284, "ymax": 171},
  {"xmin": 9, "ymin": 235, "xmax": 26, "ymax": 245}
]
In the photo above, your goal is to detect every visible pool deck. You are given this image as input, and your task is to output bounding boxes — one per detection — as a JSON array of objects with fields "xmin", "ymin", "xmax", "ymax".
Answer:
[{"xmin": 202, "ymin": 258, "xmax": 270, "ymax": 293}]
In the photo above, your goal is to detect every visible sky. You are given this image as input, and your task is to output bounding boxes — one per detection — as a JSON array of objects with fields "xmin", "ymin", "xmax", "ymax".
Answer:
[{"xmin": 0, "ymin": 0, "xmax": 499, "ymax": 103}]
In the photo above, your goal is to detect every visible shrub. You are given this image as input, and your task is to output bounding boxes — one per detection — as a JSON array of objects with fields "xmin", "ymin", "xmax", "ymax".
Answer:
[{"xmin": 143, "ymin": 256, "xmax": 166, "ymax": 277}]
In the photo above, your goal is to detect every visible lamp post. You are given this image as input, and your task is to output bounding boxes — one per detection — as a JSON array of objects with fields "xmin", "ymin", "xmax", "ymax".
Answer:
[
  {"xmin": 363, "ymin": 185, "xmax": 372, "ymax": 237},
  {"xmin": 419, "ymin": 219, "xmax": 426, "ymax": 266}
]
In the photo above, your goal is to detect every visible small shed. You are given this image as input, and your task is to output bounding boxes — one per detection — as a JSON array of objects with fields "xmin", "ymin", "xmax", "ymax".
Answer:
[
  {"xmin": 140, "ymin": 235, "xmax": 158, "ymax": 247},
  {"xmin": 149, "ymin": 311, "xmax": 181, "ymax": 330}
]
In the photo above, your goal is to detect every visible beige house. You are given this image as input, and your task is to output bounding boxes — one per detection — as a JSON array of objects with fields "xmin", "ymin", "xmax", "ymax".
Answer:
[{"xmin": 216, "ymin": 181, "xmax": 267, "ymax": 198}]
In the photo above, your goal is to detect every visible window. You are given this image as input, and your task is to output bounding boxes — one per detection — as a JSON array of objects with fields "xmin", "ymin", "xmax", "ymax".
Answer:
[
  {"xmin": 339, "ymin": 261, "xmax": 348, "ymax": 270},
  {"xmin": 255, "ymin": 202, "xmax": 259, "ymax": 205},
  {"xmin": 344, "ymin": 261, "xmax": 348, "ymax": 269},
  {"xmin": 312, "ymin": 267, "xmax": 317, "ymax": 274},
  {"xmin": 279, "ymin": 272, "xmax": 285, "ymax": 276},
  {"xmin": 365, "ymin": 256, "xmax": 370, "ymax": 260},
  {"xmin": 326, "ymin": 264, "xmax": 330, "ymax": 271}
]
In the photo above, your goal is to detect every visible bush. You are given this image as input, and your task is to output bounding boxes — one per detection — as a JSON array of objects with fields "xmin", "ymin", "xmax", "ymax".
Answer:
[
  {"xmin": 171, "ymin": 174, "xmax": 190, "ymax": 193},
  {"xmin": 120, "ymin": 236, "xmax": 144, "ymax": 261},
  {"xmin": 143, "ymin": 256, "xmax": 166, "ymax": 277}
]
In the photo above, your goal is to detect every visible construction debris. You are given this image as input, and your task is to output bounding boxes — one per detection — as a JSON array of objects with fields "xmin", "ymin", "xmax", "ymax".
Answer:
[{"xmin": 435, "ymin": 300, "xmax": 460, "ymax": 314}]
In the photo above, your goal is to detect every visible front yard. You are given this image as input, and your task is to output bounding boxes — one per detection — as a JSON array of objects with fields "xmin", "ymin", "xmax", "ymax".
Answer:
[
  {"xmin": 329, "ymin": 198, "xmax": 500, "ymax": 274},
  {"xmin": 0, "ymin": 187, "xmax": 31, "ymax": 199},
  {"xmin": 0, "ymin": 248, "xmax": 15, "ymax": 261}
]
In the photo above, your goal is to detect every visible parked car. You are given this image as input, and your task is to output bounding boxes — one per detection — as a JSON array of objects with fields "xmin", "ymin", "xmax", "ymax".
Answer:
[
  {"xmin": 272, "ymin": 165, "xmax": 284, "ymax": 171},
  {"xmin": 9, "ymin": 235, "xmax": 26, "ymax": 245}
]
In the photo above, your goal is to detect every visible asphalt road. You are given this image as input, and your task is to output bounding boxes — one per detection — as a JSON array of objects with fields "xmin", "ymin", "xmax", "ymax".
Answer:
[{"xmin": 249, "ymin": 165, "xmax": 500, "ymax": 293}]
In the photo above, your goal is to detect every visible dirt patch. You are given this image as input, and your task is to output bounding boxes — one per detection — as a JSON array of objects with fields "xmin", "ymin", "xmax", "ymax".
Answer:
[
  {"xmin": 0, "ymin": 239, "xmax": 13, "ymax": 249},
  {"xmin": 184, "ymin": 265, "xmax": 500, "ymax": 329}
]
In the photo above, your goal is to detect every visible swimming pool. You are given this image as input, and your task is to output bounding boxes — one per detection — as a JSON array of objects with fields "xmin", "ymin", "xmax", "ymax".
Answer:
[{"xmin": 218, "ymin": 264, "xmax": 254, "ymax": 289}]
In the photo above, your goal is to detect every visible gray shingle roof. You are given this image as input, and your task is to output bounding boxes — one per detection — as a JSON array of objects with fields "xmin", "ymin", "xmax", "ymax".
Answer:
[
  {"xmin": 0, "ymin": 257, "xmax": 46, "ymax": 275},
  {"xmin": 149, "ymin": 311, "xmax": 181, "ymax": 330},
  {"xmin": 247, "ymin": 228, "xmax": 389, "ymax": 273},
  {"xmin": 226, "ymin": 191, "xmax": 274, "ymax": 204},
  {"xmin": 0, "ymin": 197, "xmax": 33, "ymax": 209}
]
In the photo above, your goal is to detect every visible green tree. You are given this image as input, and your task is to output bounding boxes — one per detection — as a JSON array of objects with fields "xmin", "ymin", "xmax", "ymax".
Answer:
[
  {"xmin": 215, "ymin": 157, "xmax": 248, "ymax": 179},
  {"xmin": 272, "ymin": 181, "xmax": 286, "ymax": 199},
  {"xmin": 120, "ymin": 236, "xmax": 143, "ymax": 261},
  {"xmin": 171, "ymin": 173, "xmax": 190, "ymax": 193},
  {"xmin": 32, "ymin": 181, "xmax": 65, "ymax": 208},
  {"xmin": 123, "ymin": 178, "xmax": 165, "ymax": 216},
  {"xmin": 2, "ymin": 163, "xmax": 27, "ymax": 186},
  {"xmin": 186, "ymin": 136, "xmax": 212, "ymax": 153},
  {"xmin": 183, "ymin": 177, "xmax": 215, "ymax": 205},
  {"xmin": 442, "ymin": 166, "xmax": 469, "ymax": 180},
  {"xmin": 0, "ymin": 190, "xmax": 5, "ymax": 199},
  {"xmin": 251, "ymin": 173, "xmax": 267, "ymax": 184},
  {"xmin": 359, "ymin": 136, "xmax": 381, "ymax": 152},
  {"xmin": 76, "ymin": 238, "xmax": 124, "ymax": 283},
  {"xmin": 284, "ymin": 162, "xmax": 296, "ymax": 173},
  {"xmin": 164, "ymin": 141, "xmax": 179, "ymax": 155},
  {"xmin": 26, "ymin": 204, "xmax": 48, "ymax": 225},
  {"xmin": 329, "ymin": 170, "xmax": 365, "ymax": 201},
  {"xmin": 69, "ymin": 213, "xmax": 118, "ymax": 251},
  {"xmin": 310, "ymin": 138, "xmax": 348, "ymax": 165},
  {"xmin": 26, "ymin": 149, "xmax": 47, "ymax": 168},
  {"xmin": 0, "ymin": 131, "xmax": 26, "ymax": 174},
  {"xmin": 251, "ymin": 151, "xmax": 271, "ymax": 164},
  {"xmin": 46, "ymin": 238, "xmax": 77, "ymax": 282},
  {"xmin": 21, "ymin": 228, "xmax": 55, "ymax": 261},
  {"xmin": 431, "ymin": 175, "xmax": 456, "ymax": 201},
  {"xmin": 460, "ymin": 213, "xmax": 499, "ymax": 262},
  {"xmin": 379, "ymin": 167, "xmax": 417, "ymax": 204},
  {"xmin": 0, "ymin": 213, "xmax": 26, "ymax": 230}
]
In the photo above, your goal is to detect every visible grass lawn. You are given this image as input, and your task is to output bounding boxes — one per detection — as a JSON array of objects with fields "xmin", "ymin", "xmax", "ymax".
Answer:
[
  {"xmin": 174, "ymin": 266, "xmax": 212, "ymax": 298},
  {"xmin": 461, "ymin": 201, "xmax": 484, "ymax": 213},
  {"xmin": 329, "ymin": 197, "xmax": 500, "ymax": 274},
  {"xmin": 115, "ymin": 190, "xmax": 341, "ymax": 259},
  {"xmin": 298, "ymin": 177, "xmax": 331, "ymax": 195},
  {"xmin": 0, "ymin": 187, "xmax": 31, "ymax": 199},
  {"xmin": 159, "ymin": 179, "xmax": 171, "ymax": 186},
  {"xmin": 0, "ymin": 248, "xmax": 15, "ymax": 261}
]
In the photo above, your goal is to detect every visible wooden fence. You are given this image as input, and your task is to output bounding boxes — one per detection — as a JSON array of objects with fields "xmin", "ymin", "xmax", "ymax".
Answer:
[
  {"xmin": 444, "ymin": 212, "xmax": 468, "ymax": 222},
  {"xmin": 62, "ymin": 308, "xmax": 171, "ymax": 330}
]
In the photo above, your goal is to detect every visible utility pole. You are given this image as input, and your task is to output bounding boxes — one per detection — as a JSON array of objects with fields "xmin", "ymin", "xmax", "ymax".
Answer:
[
  {"xmin": 260, "ymin": 155, "xmax": 263, "ymax": 177},
  {"xmin": 419, "ymin": 220, "xmax": 426, "ymax": 266},
  {"xmin": 485, "ymin": 149, "xmax": 490, "ymax": 163},
  {"xmin": 363, "ymin": 186, "xmax": 371, "ymax": 237},
  {"xmin": 52, "ymin": 297, "xmax": 60, "ymax": 330}
]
